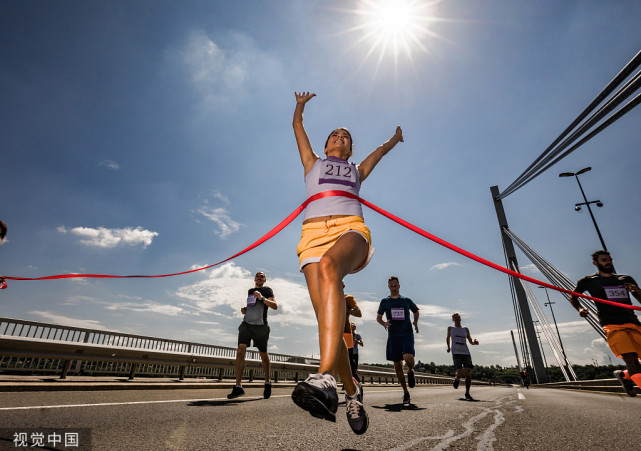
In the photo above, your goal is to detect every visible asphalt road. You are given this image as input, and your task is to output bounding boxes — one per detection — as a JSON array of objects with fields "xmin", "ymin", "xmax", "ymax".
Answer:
[{"xmin": 1, "ymin": 384, "xmax": 639, "ymax": 450}]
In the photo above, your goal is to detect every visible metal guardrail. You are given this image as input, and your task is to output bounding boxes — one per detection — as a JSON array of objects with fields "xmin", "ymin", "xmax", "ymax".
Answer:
[
  {"xmin": 0, "ymin": 317, "xmax": 456, "ymax": 386},
  {"xmin": 538, "ymin": 379, "xmax": 639, "ymax": 395}
]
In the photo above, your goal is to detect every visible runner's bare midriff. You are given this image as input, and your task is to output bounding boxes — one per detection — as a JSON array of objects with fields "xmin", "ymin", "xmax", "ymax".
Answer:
[{"xmin": 303, "ymin": 215, "xmax": 352, "ymax": 225}]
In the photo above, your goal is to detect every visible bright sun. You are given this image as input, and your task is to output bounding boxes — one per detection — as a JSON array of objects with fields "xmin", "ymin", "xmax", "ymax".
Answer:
[
  {"xmin": 345, "ymin": 0, "xmax": 445, "ymax": 74},
  {"xmin": 374, "ymin": 0, "xmax": 417, "ymax": 37}
]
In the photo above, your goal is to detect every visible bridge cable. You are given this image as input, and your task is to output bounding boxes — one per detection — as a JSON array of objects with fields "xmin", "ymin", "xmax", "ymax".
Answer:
[{"xmin": 496, "ymin": 50, "xmax": 641, "ymax": 200}]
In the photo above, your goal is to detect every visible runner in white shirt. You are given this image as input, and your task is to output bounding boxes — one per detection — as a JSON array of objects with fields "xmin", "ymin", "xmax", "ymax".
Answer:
[{"xmin": 446, "ymin": 312, "xmax": 479, "ymax": 401}]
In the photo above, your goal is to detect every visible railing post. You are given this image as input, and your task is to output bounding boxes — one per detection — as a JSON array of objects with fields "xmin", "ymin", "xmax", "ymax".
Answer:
[
  {"xmin": 129, "ymin": 363, "xmax": 137, "ymax": 380},
  {"xmin": 180, "ymin": 344, "xmax": 191, "ymax": 381},
  {"xmin": 60, "ymin": 360, "xmax": 72, "ymax": 379}
]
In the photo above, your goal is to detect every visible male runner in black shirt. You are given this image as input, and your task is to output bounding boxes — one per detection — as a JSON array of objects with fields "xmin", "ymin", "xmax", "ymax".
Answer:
[{"xmin": 569, "ymin": 251, "xmax": 641, "ymax": 397}]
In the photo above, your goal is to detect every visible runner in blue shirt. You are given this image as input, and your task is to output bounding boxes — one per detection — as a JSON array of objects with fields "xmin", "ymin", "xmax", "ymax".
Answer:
[{"xmin": 376, "ymin": 276, "xmax": 419, "ymax": 404}]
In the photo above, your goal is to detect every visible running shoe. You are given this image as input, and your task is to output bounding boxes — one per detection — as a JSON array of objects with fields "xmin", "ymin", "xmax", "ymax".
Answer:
[
  {"xmin": 465, "ymin": 392, "xmax": 474, "ymax": 401},
  {"xmin": 402, "ymin": 392, "xmax": 410, "ymax": 404},
  {"xmin": 227, "ymin": 386, "xmax": 245, "ymax": 399},
  {"xmin": 291, "ymin": 372, "xmax": 338, "ymax": 422},
  {"xmin": 408, "ymin": 369, "xmax": 415, "ymax": 388},
  {"xmin": 614, "ymin": 370, "xmax": 637, "ymax": 397},
  {"xmin": 453, "ymin": 377, "xmax": 460, "ymax": 389},
  {"xmin": 264, "ymin": 382, "xmax": 272, "ymax": 399},
  {"xmin": 345, "ymin": 390, "xmax": 369, "ymax": 435}
]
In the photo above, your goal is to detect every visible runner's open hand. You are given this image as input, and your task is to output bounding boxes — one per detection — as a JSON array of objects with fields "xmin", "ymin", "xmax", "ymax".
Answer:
[{"xmin": 295, "ymin": 92, "xmax": 316, "ymax": 105}]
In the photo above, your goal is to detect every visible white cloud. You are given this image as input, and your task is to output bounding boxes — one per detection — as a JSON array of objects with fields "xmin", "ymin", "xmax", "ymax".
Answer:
[
  {"xmin": 181, "ymin": 327, "xmax": 239, "ymax": 347},
  {"xmin": 520, "ymin": 264, "xmax": 541, "ymax": 274},
  {"xmin": 62, "ymin": 295, "xmax": 102, "ymax": 305},
  {"xmin": 430, "ymin": 262, "xmax": 461, "ymax": 270},
  {"xmin": 553, "ymin": 320, "xmax": 595, "ymax": 336},
  {"xmin": 99, "ymin": 160, "xmax": 120, "ymax": 170},
  {"xmin": 175, "ymin": 262, "xmax": 316, "ymax": 327},
  {"xmin": 196, "ymin": 206, "xmax": 241, "ymax": 239},
  {"xmin": 104, "ymin": 301, "xmax": 188, "ymax": 316},
  {"xmin": 27, "ymin": 311, "xmax": 110, "ymax": 330},
  {"xmin": 165, "ymin": 30, "xmax": 284, "ymax": 112},
  {"xmin": 417, "ymin": 304, "xmax": 456, "ymax": 320},
  {"xmin": 583, "ymin": 338, "xmax": 610, "ymax": 365},
  {"xmin": 61, "ymin": 226, "xmax": 158, "ymax": 248},
  {"xmin": 62, "ymin": 294, "xmax": 193, "ymax": 318},
  {"xmin": 210, "ymin": 189, "xmax": 229, "ymax": 204}
]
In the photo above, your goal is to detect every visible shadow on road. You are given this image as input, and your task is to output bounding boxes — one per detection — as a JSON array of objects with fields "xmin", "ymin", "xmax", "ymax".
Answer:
[
  {"xmin": 188, "ymin": 398, "xmax": 263, "ymax": 407},
  {"xmin": 457, "ymin": 398, "xmax": 483, "ymax": 402},
  {"xmin": 371, "ymin": 403, "xmax": 427, "ymax": 412}
]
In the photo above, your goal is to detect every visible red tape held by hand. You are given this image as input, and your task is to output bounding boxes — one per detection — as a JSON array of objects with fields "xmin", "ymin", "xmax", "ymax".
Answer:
[{"xmin": 2, "ymin": 190, "xmax": 638, "ymax": 311}]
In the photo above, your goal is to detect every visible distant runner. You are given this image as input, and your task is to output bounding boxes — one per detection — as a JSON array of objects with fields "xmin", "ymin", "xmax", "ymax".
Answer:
[
  {"xmin": 0, "ymin": 221, "xmax": 7, "ymax": 288},
  {"xmin": 446, "ymin": 312, "xmax": 479, "ymax": 401},
  {"xmin": 377, "ymin": 276, "xmax": 419, "ymax": 404},
  {"xmin": 569, "ymin": 250, "xmax": 641, "ymax": 397},
  {"xmin": 227, "ymin": 271, "xmax": 277, "ymax": 400},
  {"xmin": 349, "ymin": 322, "xmax": 364, "ymax": 385}
]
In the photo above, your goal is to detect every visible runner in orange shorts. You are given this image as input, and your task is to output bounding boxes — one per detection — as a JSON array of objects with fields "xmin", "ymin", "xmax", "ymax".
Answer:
[
  {"xmin": 290, "ymin": 92, "xmax": 403, "ymax": 434},
  {"xmin": 569, "ymin": 250, "xmax": 641, "ymax": 397}
]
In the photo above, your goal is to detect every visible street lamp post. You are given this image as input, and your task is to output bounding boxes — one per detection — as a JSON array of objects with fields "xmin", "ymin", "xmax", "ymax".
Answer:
[
  {"xmin": 559, "ymin": 167, "xmax": 608, "ymax": 251},
  {"xmin": 538, "ymin": 286, "xmax": 567, "ymax": 359}
]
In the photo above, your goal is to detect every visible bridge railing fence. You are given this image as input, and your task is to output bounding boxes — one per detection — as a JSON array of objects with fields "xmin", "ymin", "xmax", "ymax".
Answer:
[{"xmin": 0, "ymin": 317, "xmax": 459, "ymax": 386}]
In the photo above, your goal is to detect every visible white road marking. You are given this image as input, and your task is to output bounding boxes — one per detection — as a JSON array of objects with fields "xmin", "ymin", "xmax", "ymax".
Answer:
[
  {"xmin": 0, "ymin": 394, "xmax": 290, "ymax": 411},
  {"xmin": 518, "ymin": 393, "xmax": 525, "ymax": 400},
  {"xmin": 390, "ymin": 395, "xmax": 520, "ymax": 451},
  {"xmin": 0, "ymin": 387, "xmax": 430, "ymax": 411}
]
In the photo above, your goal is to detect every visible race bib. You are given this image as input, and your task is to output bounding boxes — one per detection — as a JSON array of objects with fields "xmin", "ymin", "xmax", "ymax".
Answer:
[
  {"xmin": 455, "ymin": 336, "xmax": 466, "ymax": 345},
  {"xmin": 391, "ymin": 308, "xmax": 405, "ymax": 320},
  {"xmin": 247, "ymin": 295, "xmax": 257, "ymax": 306},
  {"xmin": 319, "ymin": 160, "xmax": 356, "ymax": 187},
  {"xmin": 604, "ymin": 286, "xmax": 628, "ymax": 302}
]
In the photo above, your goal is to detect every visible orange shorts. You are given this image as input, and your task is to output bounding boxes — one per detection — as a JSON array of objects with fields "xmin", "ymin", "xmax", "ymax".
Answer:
[
  {"xmin": 603, "ymin": 323, "xmax": 641, "ymax": 358},
  {"xmin": 343, "ymin": 332, "xmax": 354, "ymax": 349},
  {"xmin": 297, "ymin": 216, "xmax": 373, "ymax": 273}
]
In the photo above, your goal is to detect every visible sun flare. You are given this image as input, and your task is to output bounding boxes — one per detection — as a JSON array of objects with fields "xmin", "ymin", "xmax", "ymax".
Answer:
[
  {"xmin": 344, "ymin": 0, "xmax": 447, "ymax": 77},
  {"xmin": 372, "ymin": 0, "xmax": 418, "ymax": 38}
]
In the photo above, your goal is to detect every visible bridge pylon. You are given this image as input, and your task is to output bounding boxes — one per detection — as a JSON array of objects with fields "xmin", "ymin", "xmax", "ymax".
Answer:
[{"xmin": 491, "ymin": 185, "xmax": 549, "ymax": 383}]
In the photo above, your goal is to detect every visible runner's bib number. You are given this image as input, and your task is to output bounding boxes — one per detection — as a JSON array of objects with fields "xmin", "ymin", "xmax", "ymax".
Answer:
[
  {"xmin": 247, "ymin": 295, "xmax": 257, "ymax": 306},
  {"xmin": 604, "ymin": 286, "xmax": 628, "ymax": 302},
  {"xmin": 391, "ymin": 308, "xmax": 405, "ymax": 320},
  {"xmin": 455, "ymin": 336, "xmax": 466, "ymax": 345},
  {"xmin": 319, "ymin": 160, "xmax": 357, "ymax": 187}
]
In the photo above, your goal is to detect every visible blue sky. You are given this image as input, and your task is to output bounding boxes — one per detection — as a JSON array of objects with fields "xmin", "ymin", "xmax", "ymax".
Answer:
[{"xmin": 1, "ymin": 0, "xmax": 640, "ymax": 368}]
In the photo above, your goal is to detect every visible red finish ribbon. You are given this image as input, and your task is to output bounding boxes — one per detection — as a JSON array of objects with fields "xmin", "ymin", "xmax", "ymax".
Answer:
[{"xmin": 2, "ymin": 190, "xmax": 639, "ymax": 311}]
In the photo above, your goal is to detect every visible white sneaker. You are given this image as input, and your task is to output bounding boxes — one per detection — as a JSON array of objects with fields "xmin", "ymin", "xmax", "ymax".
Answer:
[{"xmin": 345, "ymin": 386, "xmax": 369, "ymax": 435}]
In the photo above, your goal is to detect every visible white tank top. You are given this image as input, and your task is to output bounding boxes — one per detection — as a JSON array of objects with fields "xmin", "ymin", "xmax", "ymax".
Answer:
[
  {"xmin": 450, "ymin": 326, "xmax": 470, "ymax": 355},
  {"xmin": 303, "ymin": 156, "xmax": 363, "ymax": 221}
]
